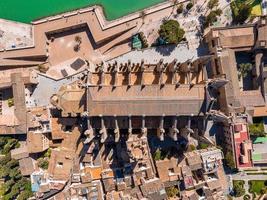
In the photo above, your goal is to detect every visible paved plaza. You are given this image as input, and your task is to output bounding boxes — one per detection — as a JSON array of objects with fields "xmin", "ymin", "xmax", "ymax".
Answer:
[
  {"xmin": 0, "ymin": 19, "xmax": 33, "ymax": 50},
  {"xmin": 26, "ymin": 72, "xmax": 85, "ymax": 107}
]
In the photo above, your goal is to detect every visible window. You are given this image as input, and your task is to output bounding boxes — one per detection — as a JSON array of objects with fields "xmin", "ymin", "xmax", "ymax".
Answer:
[
  {"xmin": 57, "ymin": 162, "xmax": 63, "ymax": 168},
  {"xmin": 211, "ymin": 39, "xmax": 216, "ymax": 47},
  {"xmin": 168, "ymin": 168, "xmax": 175, "ymax": 174},
  {"xmin": 214, "ymin": 59, "xmax": 220, "ymax": 75},
  {"xmin": 62, "ymin": 125, "xmax": 72, "ymax": 132}
]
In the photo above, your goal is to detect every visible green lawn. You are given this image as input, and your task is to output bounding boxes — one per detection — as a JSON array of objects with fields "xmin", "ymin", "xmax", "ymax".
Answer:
[{"xmin": 249, "ymin": 180, "xmax": 267, "ymax": 194}]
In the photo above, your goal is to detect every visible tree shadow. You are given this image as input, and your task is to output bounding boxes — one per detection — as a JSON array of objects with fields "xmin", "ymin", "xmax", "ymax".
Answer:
[
  {"xmin": 155, "ymin": 44, "xmax": 176, "ymax": 56},
  {"xmin": 196, "ymin": 43, "xmax": 209, "ymax": 57}
]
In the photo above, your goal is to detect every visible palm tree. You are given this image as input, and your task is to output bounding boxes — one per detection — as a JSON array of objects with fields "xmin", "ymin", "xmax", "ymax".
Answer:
[
  {"xmin": 74, "ymin": 35, "xmax": 82, "ymax": 52},
  {"xmin": 73, "ymin": 44, "xmax": 80, "ymax": 52},
  {"xmin": 75, "ymin": 35, "xmax": 82, "ymax": 44}
]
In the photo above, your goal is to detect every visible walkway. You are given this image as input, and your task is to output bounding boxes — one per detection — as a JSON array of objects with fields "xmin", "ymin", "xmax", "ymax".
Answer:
[
  {"xmin": 232, "ymin": 173, "xmax": 267, "ymax": 181},
  {"xmin": 230, "ymin": 172, "xmax": 267, "ymax": 195},
  {"xmin": 107, "ymin": 42, "xmax": 208, "ymax": 65}
]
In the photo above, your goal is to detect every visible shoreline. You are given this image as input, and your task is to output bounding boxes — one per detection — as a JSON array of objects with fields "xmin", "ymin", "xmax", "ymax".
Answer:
[{"xmin": 0, "ymin": 0, "xmax": 166, "ymax": 24}]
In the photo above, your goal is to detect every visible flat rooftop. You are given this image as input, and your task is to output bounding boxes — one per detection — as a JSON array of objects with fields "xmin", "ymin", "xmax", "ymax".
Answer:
[{"xmin": 87, "ymin": 84, "xmax": 207, "ymax": 116}]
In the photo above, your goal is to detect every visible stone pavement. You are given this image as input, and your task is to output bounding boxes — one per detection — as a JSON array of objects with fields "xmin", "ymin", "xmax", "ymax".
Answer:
[
  {"xmin": 27, "ymin": 71, "xmax": 85, "ymax": 108},
  {"xmin": 107, "ymin": 42, "xmax": 208, "ymax": 65}
]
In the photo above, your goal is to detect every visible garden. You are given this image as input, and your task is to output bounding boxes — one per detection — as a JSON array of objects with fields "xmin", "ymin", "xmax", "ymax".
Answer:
[
  {"xmin": 233, "ymin": 180, "xmax": 246, "ymax": 197},
  {"xmin": 231, "ymin": 0, "xmax": 262, "ymax": 24},
  {"xmin": 248, "ymin": 180, "xmax": 267, "ymax": 195}
]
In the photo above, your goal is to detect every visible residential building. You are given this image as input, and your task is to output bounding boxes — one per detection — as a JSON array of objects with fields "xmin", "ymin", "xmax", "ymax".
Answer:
[{"xmin": 204, "ymin": 17, "xmax": 267, "ymax": 168}]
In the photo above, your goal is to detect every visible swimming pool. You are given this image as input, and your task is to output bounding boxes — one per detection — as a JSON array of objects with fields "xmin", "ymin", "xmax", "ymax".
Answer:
[{"xmin": 0, "ymin": 0, "xmax": 165, "ymax": 24}]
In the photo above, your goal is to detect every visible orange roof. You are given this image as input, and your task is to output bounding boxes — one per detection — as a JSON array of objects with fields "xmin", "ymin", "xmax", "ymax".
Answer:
[
  {"xmin": 253, "ymin": 106, "xmax": 267, "ymax": 117},
  {"xmin": 27, "ymin": 131, "xmax": 49, "ymax": 153},
  {"xmin": 51, "ymin": 118, "xmax": 65, "ymax": 140},
  {"xmin": 102, "ymin": 169, "xmax": 115, "ymax": 178},
  {"xmin": 51, "ymin": 117, "xmax": 78, "ymax": 140},
  {"xmin": 84, "ymin": 166, "xmax": 102, "ymax": 180},
  {"xmin": 48, "ymin": 149, "xmax": 76, "ymax": 181}
]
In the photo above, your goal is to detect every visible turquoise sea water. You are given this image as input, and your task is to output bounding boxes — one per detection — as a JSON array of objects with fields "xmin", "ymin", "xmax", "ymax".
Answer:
[{"xmin": 0, "ymin": 0, "xmax": 165, "ymax": 23}]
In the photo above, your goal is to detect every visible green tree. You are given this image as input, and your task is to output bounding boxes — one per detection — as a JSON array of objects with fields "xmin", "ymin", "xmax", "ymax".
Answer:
[
  {"xmin": 9, "ymin": 167, "xmax": 22, "ymax": 180},
  {"xmin": 177, "ymin": 4, "xmax": 183, "ymax": 14},
  {"xmin": 0, "ymin": 137, "xmax": 32, "ymax": 200},
  {"xmin": 214, "ymin": 9, "xmax": 222, "ymax": 16},
  {"xmin": 0, "ymin": 153, "xmax": 11, "ymax": 165},
  {"xmin": 158, "ymin": 20, "xmax": 185, "ymax": 44},
  {"xmin": 2, "ymin": 139, "xmax": 19, "ymax": 155},
  {"xmin": 166, "ymin": 186, "xmax": 179, "ymax": 197},
  {"xmin": 153, "ymin": 149, "xmax": 163, "ymax": 161},
  {"xmin": 234, "ymin": 183, "xmax": 245, "ymax": 197},
  {"xmin": 16, "ymin": 177, "xmax": 32, "ymax": 191},
  {"xmin": 6, "ymin": 159, "xmax": 18, "ymax": 169},
  {"xmin": 3, "ymin": 179, "xmax": 15, "ymax": 194},
  {"xmin": 0, "ymin": 166, "xmax": 11, "ymax": 178},
  {"xmin": 249, "ymin": 123, "xmax": 265, "ymax": 137},
  {"xmin": 17, "ymin": 190, "xmax": 33, "ymax": 200},
  {"xmin": 2, "ymin": 193, "xmax": 13, "ymax": 200},
  {"xmin": 8, "ymin": 185, "xmax": 19, "ymax": 199},
  {"xmin": 44, "ymin": 148, "xmax": 52, "ymax": 158},
  {"xmin": 238, "ymin": 63, "xmax": 253, "ymax": 80},
  {"xmin": 233, "ymin": 181, "xmax": 245, "ymax": 197},
  {"xmin": 7, "ymin": 98, "xmax": 14, "ymax": 107},
  {"xmin": 188, "ymin": 144, "xmax": 196, "ymax": 151},
  {"xmin": 204, "ymin": 9, "xmax": 222, "ymax": 27},
  {"xmin": 38, "ymin": 158, "xmax": 49, "ymax": 169},
  {"xmin": 0, "ymin": 137, "xmax": 10, "ymax": 148},
  {"xmin": 208, "ymin": 0, "xmax": 219, "ymax": 10},
  {"xmin": 225, "ymin": 152, "xmax": 235, "ymax": 169},
  {"xmin": 198, "ymin": 143, "xmax": 209, "ymax": 149},
  {"xmin": 231, "ymin": 2, "xmax": 252, "ymax": 24},
  {"xmin": 186, "ymin": 2, "xmax": 193, "ymax": 10}
]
